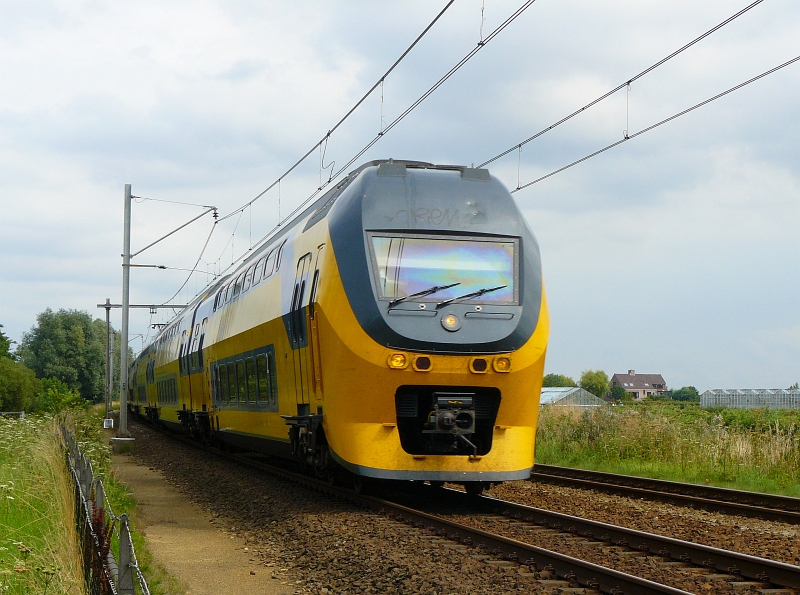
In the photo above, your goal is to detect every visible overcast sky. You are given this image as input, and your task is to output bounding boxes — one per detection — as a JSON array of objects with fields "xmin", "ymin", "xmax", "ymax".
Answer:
[{"xmin": 1, "ymin": 0, "xmax": 798, "ymax": 389}]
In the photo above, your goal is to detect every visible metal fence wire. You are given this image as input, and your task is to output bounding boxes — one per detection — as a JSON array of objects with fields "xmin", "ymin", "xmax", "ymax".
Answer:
[{"xmin": 61, "ymin": 426, "xmax": 151, "ymax": 595}]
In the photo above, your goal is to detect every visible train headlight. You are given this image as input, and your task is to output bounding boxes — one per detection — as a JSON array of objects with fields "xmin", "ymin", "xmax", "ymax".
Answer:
[
  {"xmin": 387, "ymin": 353, "xmax": 408, "ymax": 369},
  {"xmin": 413, "ymin": 356, "xmax": 432, "ymax": 371},
  {"xmin": 493, "ymin": 356, "xmax": 511, "ymax": 372},
  {"xmin": 470, "ymin": 358, "xmax": 488, "ymax": 373},
  {"xmin": 441, "ymin": 313, "xmax": 461, "ymax": 332}
]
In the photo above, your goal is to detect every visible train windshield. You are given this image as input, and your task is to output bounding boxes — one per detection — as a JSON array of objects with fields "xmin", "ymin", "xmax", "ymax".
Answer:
[{"xmin": 369, "ymin": 234, "xmax": 517, "ymax": 305}]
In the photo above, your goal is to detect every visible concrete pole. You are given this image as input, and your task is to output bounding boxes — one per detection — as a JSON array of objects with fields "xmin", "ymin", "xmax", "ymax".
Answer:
[
  {"xmin": 119, "ymin": 184, "xmax": 131, "ymax": 437},
  {"xmin": 104, "ymin": 298, "xmax": 111, "ymax": 419},
  {"xmin": 109, "ymin": 329, "xmax": 114, "ymax": 410}
]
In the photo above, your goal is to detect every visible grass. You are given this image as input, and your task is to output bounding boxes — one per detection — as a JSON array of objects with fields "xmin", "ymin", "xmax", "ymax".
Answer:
[
  {"xmin": 0, "ymin": 407, "xmax": 184, "ymax": 595},
  {"xmin": 0, "ymin": 415, "xmax": 83, "ymax": 595},
  {"xmin": 535, "ymin": 401, "xmax": 800, "ymax": 497}
]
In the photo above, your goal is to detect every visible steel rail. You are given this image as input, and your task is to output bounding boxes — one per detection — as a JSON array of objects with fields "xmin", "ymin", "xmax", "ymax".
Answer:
[
  {"xmin": 133, "ymin": 420, "xmax": 690, "ymax": 595},
  {"xmin": 462, "ymin": 490, "xmax": 800, "ymax": 590},
  {"xmin": 531, "ymin": 464, "xmax": 800, "ymax": 525},
  {"xmin": 367, "ymin": 497, "xmax": 692, "ymax": 595}
]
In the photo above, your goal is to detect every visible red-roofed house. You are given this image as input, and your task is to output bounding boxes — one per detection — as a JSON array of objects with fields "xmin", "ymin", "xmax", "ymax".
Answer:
[{"xmin": 610, "ymin": 369, "xmax": 667, "ymax": 400}]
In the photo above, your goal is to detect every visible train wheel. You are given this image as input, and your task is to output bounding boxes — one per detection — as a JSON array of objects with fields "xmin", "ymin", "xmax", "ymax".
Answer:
[
  {"xmin": 326, "ymin": 467, "xmax": 338, "ymax": 486},
  {"xmin": 464, "ymin": 482, "xmax": 485, "ymax": 496},
  {"xmin": 353, "ymin": 474, "xmax": 365, "ymax": 494}
]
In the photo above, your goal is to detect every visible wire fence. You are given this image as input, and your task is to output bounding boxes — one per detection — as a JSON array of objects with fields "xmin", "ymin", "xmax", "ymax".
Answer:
[
  {"xmin": 0, "ymin": 411, "xmax": 25, "ymax": 418},
  {"xmin": 62, "ymin": 426, "xmax": 151, "ymax": 595}
]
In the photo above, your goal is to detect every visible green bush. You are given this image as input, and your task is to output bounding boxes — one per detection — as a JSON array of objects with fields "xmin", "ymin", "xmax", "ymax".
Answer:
[
  {"xmin": 0, "ymin": 357, "xmax": 41, "ymax": 411},
  {"xmin": 32, "ymin": 379, "xmax": 86, "ymax": 415}
]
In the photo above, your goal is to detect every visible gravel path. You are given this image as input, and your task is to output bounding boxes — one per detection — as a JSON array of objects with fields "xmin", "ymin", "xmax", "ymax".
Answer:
[
  {"xmin": 128, "ymin": 422, "xmax": 564, "ymax": 595},
  {"xmin": 488, "ymin": 480, "xmax": 800, "ymax": 565}
]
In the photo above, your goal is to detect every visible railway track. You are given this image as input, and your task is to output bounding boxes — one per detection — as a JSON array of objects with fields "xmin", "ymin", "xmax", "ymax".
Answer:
[
  {"xmin": 531, "ymin": 464, "xmax": 800, "ymax": 525},
  {"xmin": 411, "ymin": 486, "xmax": 800, "ymax": 592},
  {"xmin": 131, "ymin": 419, "xmax": 800, "ymax": 595}
]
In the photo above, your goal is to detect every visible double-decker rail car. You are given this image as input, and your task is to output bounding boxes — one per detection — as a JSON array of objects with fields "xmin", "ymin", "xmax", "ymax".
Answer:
[{"xmin": 130, "ymin": 159, "xmax": 549, "ymax": 492}]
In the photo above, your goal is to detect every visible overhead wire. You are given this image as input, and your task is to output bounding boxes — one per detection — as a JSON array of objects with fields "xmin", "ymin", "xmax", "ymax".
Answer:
[
  {"xmin": 477, "ymin": 0, "xmax": 765, "ymax": 169},
  {"xmin": 510, "ymin": 54, "xmax": 800, "ymax": 193},
  {"xmin": 161, "ymin": 217, "xmax": 218, "ymax": 305},
  {"xmin": 131, "ymin": 195, "xmax": 216, "ymax": 209},
  {"xmin": 326, "ymin": 0, "xmax": 538, "ymax": 183},
  {"xmin": 229, "ymin": 0, "xmax": 540, "ymax": 265},
  {"xmin": 217, "ymin": 0, "xmax": 456, "ymax": 224},
  {"xmin": 205, "ymin": 0, "xmax": 539, "ymax": 293}
]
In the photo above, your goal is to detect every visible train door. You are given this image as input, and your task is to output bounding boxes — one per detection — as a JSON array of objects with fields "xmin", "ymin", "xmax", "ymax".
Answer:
[
  {"xmin": 183, "ymin": 303, "xmax": 202, "ymax": 411},
  {"xmin": 307, "ymin": 245, "xmax": 325, "ymax": 401},
  {"xmin": 188, "ymin": 317, "xmax": 208, "ymax": 410},
  {"xmin": 289, "ymin": 253, "xmax": 312, "ymax": 413}
]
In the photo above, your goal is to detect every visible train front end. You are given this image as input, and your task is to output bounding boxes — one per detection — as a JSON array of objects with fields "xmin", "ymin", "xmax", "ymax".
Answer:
[{"xmin": 319, "ymin": 161, "xmax": 548, "ymax": 487}]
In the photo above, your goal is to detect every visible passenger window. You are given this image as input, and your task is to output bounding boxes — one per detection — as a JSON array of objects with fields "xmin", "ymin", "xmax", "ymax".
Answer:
[
  {"xmin": 253, "ymin": 257, "xmax": 266, "ymax": 285},
  {"xmin": 263, "ymin": 249, "xmax": 276, "ymax": 279},
  {"xmin": 268, "ymin": 352, "xmax": 278, "ymax": 405},
  {"xmin": 309, "ymin": 270, "xmax": 320, "ymax": 319},
  {"xmin": 243, "ymin": 266, "xmax": 254, "ymax": 292},
  {"xmin": 246, "ymin": 358, "xmax": 257, "ymax": 403},
  {"xmin": 232, "ymin": 274, "xmax": 245, "ymax": 298},
  {"xmin": 211, "ymin": 365, "xmax": 218, "ymax": 400},
  {"xmin": 226, "ymin": 363, "xmax": 236, "ymax": 403},
  {"xmin": 276, "ymin": 242, "xmax": 285, "ymax": 269},
  {"xmin": 236, "ymin": 361, "xmax": 246, "ymax": 403},
  {"xmin": 256, "ymin": 355, "xmax": 269, "ymax": 403},
  {"xmin": 219, "ymin": 365, "xmax": 228, "ymax": 403}
]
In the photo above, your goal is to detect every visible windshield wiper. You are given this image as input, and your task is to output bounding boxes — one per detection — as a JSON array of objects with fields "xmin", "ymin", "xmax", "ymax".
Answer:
[
  {"xmin": 435, "ymin": 285, "xmax": 507, "ymax": 309},
  {"xmin": 388, "ymin": 282, "xmax": 461, "ymax": 308}
]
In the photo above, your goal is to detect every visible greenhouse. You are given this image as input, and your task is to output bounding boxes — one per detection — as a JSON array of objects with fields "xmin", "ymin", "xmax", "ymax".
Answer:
[
  {"xmin": 539, "ymin": 387, "xmax": 606, "ymax": 408},
  {"xmin": 700, "ymin": 388, "xmax": 800, "ymax": 410}
]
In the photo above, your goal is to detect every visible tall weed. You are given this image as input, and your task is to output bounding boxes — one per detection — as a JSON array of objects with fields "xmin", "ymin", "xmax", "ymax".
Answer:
[
  {"xmin": 0, "ymin": 416, "xmax": 83, "ymax": 595},
  {"xmin": 535, "ymin": 402, "xmax": 800, "ymax": 496}
]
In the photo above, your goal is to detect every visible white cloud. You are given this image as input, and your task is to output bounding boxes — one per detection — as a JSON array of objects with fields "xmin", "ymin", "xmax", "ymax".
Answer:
[{"xmin": 1, "ymin": 0, "xmax": 798, "ymax": 388}]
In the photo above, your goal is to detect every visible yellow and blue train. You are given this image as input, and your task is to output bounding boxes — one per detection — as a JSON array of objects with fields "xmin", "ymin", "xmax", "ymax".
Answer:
[{"xmin": 130, "ymin": 159, "xmax": 549, "ymax": 492}]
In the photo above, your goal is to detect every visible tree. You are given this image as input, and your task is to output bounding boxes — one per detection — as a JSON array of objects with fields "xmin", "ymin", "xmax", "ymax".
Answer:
[
  {"xmin": 608, "ymin": 385, "xmax": 627, "ymax": 402},
  {"xmin": 0, "ymin": 357, "xmax": 41, "ymax": 411},
  {"xmin": 32, "ymin": 378, "xmax": 85, "ymax": 413},
  {"xmin": 671, "ymin": 386, "xmax": 700, "ymax": 402},
  {"xmin": 579, "ymin": 369, "xmax": 610, "ymax": 399},
  {"xmin": 0, "ymin": 324, "xmax": 13, "ymax": 359},
  {"xmin": 542, "ymin": 373, "xmax": 577, "ymax": 388},
  {"xmin": 18, "ymin": 308, "xmax": 106, "ymax": 402},
  {"xmin": 789, "ymin": 382, "xmax": 799, "ymax": 390}
]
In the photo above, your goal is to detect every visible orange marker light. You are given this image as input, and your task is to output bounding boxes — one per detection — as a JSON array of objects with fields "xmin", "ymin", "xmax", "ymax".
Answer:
[
  {"xmin": 493, "ymin": 356, "xmax": 511, "ymax": 372},
  {"xmin": 388, "ymin": 353, "xmax": 408, "ymax": 369}
]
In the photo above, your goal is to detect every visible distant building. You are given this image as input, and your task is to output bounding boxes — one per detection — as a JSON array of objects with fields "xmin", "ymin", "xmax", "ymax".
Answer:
[
  {"xmin": 700, "ymin": 389, "xmax": 800, "ymax": 410},
  {"xmin": 610, "ymin": 369, "xmax": 667, "ymax": 400},
  {"xmin": 540, "ymin": 387, "xmax": 606, "ymax": 408}
]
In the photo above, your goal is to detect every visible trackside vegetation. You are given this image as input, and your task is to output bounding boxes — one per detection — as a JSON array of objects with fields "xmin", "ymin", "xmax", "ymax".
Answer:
[
  {"xmin": 535, "ymin": 401, "xmax": 800, "ymax": 497},
  {"xmin": 0, "ymin": 415, "xmax": 83, "ymax": 595},
  {"xmin": 0, "ymin": 409, "xmax": 181, "ymax": 595}
]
